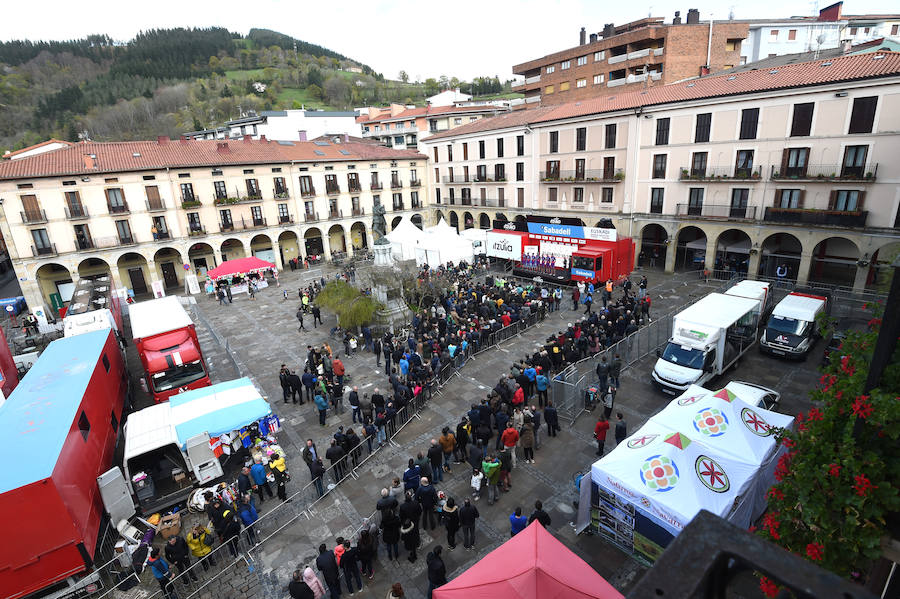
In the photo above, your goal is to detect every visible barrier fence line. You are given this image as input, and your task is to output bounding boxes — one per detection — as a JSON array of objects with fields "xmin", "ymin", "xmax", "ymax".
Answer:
[{"xmin": 95, "ymin": 305, "xmax": 550, "ymax": 599}]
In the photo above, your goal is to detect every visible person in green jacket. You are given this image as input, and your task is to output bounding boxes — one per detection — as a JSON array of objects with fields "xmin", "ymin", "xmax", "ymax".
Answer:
[{"xmin": 481, "ymin": 455, "xmax": 501, "ymax": 505}]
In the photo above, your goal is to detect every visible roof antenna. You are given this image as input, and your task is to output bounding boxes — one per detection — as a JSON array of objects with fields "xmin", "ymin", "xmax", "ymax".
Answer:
[{"xmin": 728, "ymin": 6, "xmax": 735, "ymax": 20}]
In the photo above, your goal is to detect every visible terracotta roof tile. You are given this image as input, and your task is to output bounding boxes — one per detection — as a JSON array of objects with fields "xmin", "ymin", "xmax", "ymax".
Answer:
[
  {"xmin": 356, "ymin": 104, "xmax": 507, "ymax": 124},
  {"xmin": 0, "ymin": 138, "xmax": 425, "ymax": 180},
  {"xmin": 2, "ymin": 139, "xmax": 74, "ymax": 159},
  {"xmin": 430, "ymin": 52, "xmax": 900, "ymax": 139}
]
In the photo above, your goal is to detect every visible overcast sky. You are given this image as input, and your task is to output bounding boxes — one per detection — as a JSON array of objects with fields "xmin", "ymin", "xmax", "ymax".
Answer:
[{"xmin": 1, "ymin": 0, "xmax": 895, "ymax": 80}]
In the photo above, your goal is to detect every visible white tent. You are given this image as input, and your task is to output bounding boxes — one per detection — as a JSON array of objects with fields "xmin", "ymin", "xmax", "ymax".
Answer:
[
  {"xmin": 415, "ymin": 219, "xmax": 476, "ymax": 266},
  {"xmin": 589, "ymin": 385, "xmax": 793, "ymax": 561},
  {"xmin": 386, "ymin": 216, "xmax": 426, "ymax": 260},
  {"xmin": 460, "ymin": 228, "xmax": 487, "ymax": 255}
]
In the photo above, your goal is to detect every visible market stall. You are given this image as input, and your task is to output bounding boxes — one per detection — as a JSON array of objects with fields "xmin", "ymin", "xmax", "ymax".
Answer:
[
  {"xmin": 206, "ymin": 257, "xmax": 276, "ymax": 293},
  {"xmin": 588, "ymin": 385, "xmax": 793, "ymax": 563}
]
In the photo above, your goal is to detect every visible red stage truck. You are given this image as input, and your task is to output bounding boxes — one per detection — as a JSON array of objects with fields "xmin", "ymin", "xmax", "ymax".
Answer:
[
  {"xmin": 130, "ymin": 296, "xmax": 210, "ymax": 402},
  {"xmin": 0, "ymin": 328, "xmax": 128, "ymax": 599},
  {"xmin": 63, "ymin": 274, "xmax": 125, "ymax": 346},
  {"xmin": 486, "ymin": 217, "xmax": 634, "ymax": 285}
]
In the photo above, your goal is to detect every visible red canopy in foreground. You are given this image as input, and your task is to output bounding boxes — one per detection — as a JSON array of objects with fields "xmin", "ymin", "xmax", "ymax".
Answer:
[
  {"xmin": 433, "ymin": 521, "xmax": 623, "ymax": 599},
  {"xmin": 207, "ymin": 257, "xmax": 275, "ymax": 281}
]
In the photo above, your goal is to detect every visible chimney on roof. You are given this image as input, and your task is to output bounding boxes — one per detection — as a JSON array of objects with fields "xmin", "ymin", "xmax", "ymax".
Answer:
[
  {"xmin": 673, "ymin": 11, "xmax": 682, "ymax": 24},
  {"xmin": 217, "ymin": 142, "xmax": 230, "ymax": 154},
  {"xmin": 82, "ymin": 154, "xmax": 95, "ymax": 169},
  {"xmin": 179, "ymin": 136, "xmax": 188, "ymax": 144},
  {"xmin": 580, "ymin": 27, "xmax": 586, "ymax": 45},
  {"xmin": 818, "ymin": 1, "xmax": 843, "ymax": 22},
  {"xmin": 260, "ymin": 135, "xmax": 267, "ymax": 142},
  {"xmin": 243, "ymin": 136, "xmax": 252, "ymax": 143},
  {"xmin": 602, "ymin": 23, "xmax": 615, "ymax": 39},
  {"xmin": 842, "ymin": 40, "xmax": 852, "ymax": 53},
  {"xmin": 343, "ymin": 133, "xmax": 349, "ymax": 143},
  {"xmin": 589, "ymin": 33, "xmax": 598, "ymax": 43},
  {"xmin": 298, "ymin": 130, "xmax": 307, "ymax": 142},
  {"xmin": 157, "ymin": 136, "xmax": 169, "ymax": 144},
  {"xmin": 686, "ymin": 9, "xmax": 700, "ymax": 24}
]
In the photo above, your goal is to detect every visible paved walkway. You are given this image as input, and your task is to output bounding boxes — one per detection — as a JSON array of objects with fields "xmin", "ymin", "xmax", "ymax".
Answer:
[{"xmin": 131, "ymin": 265, "xmax": 830, "ymax": 599}]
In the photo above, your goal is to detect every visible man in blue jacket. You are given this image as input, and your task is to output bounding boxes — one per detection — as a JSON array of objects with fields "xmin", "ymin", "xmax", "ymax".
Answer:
[
  {"xmin": 250, "ymin": 457, "xmax": 273, "ymax": 504},
  {"xmin": 148, "ymin": 548, "xmax": 178, "ymax": 599}
]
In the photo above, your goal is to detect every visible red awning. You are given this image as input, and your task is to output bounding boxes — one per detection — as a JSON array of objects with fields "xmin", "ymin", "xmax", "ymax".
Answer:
[
  {"xmin": 207, "ymin": 257, "xmax": 275, "ymax": 281},
  {"xmin": 433, "ymin": 521, "xmax": 623, "ymax": 599}
]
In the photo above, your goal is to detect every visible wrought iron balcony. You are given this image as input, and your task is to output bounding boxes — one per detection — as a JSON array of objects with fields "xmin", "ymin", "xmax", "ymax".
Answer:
[
  {"xmin": 107, "ymin": 202, "xmax": 130, "ymax": 214},
  {"xmin": 329, "ymin": 209, "xmax": 343, "ymax": 219},
  {"xmin": 540, "ymin": 169, "xmax": 625, "ymax": 183},
  {"xmin": 75, "ymin": 236, "xmax": 94, "ymax": 250},
  {"xmin": 278, "ymin": 214, "xmax": 294, "ymax": 225},
  {"xmin": 325, "ymin": 185, "xmax": 341, "ymax": 196},
  {"xmin": 678, "ymin": 165, "xmax": 763, "ymax": 181},
  {"xmin": 21, "ymin": 209, "xmax": 48, "ymax": 224},
  {"xmin": 770, "ymin": 163, "xmax": 878, "ymax": 182},
  {"xmin": 370, "ymin": 182, "xmax": 383, "ymax": 191},
  {"xmin": 351, "ymin": 207, "xmax": 366, "ymax": 216},
  {"xmin": 410, "ymin": 179, "xmax": 421, "ymax": 187},
  {"xmin": 146, "ymin": 198, "xmax": 167, "ymax": 212},
  {"xmin": 274, "ymin": 188, "xmax": 290, "ymax": 199},
  {"xmin": 32, "ymin": 243, "xmax": 57, "ymax": 257},
  {"xmin": 305, "ymin": 211, "xmax": 319, "ymax": 222},
  {"xmin": 188, "ymin": 225, "xmax": 206, "ymax": 237},
  {"xmin": 391, "ymin": 179, "xmax": 402, "ymax": 189},
  {"xmin": 763, "ymin": 207, "xmax": 868, "ymax": 227},
  {"xmin": 301, "ymin": 187, "xmax": 316, "ymax": 198},
  {"xmin": 676, "ymin": 203, "xmax": 757, "ymax": 219},
  {"xmin": 65, "ymin": 205, "xmax": 90, "ymax": 219},
  {"xmin": 473, "ymin": 176, "xmax": 507, "ymax": 184}
]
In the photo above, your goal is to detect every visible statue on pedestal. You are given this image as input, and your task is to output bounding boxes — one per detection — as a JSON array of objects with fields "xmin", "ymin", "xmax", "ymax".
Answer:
[{"xmin": 372, "ymin": 197, "xmax": 388, "ymax": 245}]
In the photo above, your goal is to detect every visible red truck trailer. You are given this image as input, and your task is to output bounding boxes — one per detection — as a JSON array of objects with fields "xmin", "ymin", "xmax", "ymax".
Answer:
[
  {"xmin": 0, "ymin": 328, "xmax": 127, "ymax": 599},
  {"xmin": 486, "ymin": 217, "xmax": 634, "ymax": 285},
  {"xmin": 129, "ymin": 296, "xmax": 210, "ymax": 402},
  {"xmin": 0, "ymin": 326, "xmax": 19, "ymax": 400}
]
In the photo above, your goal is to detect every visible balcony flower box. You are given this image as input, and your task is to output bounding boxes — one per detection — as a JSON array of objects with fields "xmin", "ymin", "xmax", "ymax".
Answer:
[
  {"xmin": 214, "ymin": 197, "xmax": 240, "ymax": 206},
  {"xmin": 181, "ymin": 200, "xmax": 201, "ymax": 209}
]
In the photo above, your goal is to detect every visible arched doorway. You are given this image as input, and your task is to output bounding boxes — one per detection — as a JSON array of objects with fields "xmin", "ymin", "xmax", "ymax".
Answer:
[
  {"xmin": 188, "ymin": 242, "xmax": 216, "ymax": 276},
  {"xmin": 639, "ymin": 224, "xmax": 668, "ymax": 269},
  {"xmin": 514, "ymin": 214, "xmax": 527, "ymax": 224},
  {"xmin": 479, "ymin": 213, "xmax": 491, "ymax": 229},
  {"xmin": 867, "ymin": 241, "xmax": 900, "ymax": 292},
  {"xmin": 808, "ymin": 237, "xmax": 859, "ymax": 287},
  {"xmin": 221, "ymin": 238, "xmax": 246, "ymax": 261},
  {"xmin": 117, "ymin": 252, "xmax": 150, "ymax": 296},
  {"xmin": 304, "ymin": 227, "xmax": 324, "ymax": 257},
  {"xmin": 675, "ymin": 226, "xmax": 707, "ymax": 271},
  {"xmin": 449, "ymin": 212, "xmax": 459, "ymax": 230},
  {"xmin": 77, "ymin": 257, "xmax": 111, "ymax": 279},
  {"xmin": 250, "ymin": 234, "xmax": 275, "ymax": 264},
  {"xmin": 495, "ymin": 213, "xmax": 507, "ymax": 224},
  {"xmin": 153, "ymin": 247, "xmax": 183, "ymax": 289},
  {"xmin": 714, "ymin": 229, "xmax": 752, "ymax": 275},
  {"xmin": 758, "ymin": 233, "xmax": 802, "ymax": 280},
  {"xmin": 411, "ymin": 214, "xmax": 424, "ymax": 230},
  {"xmin": 35, "ymin": 263, "xmax": 73, "ymax": 311},
  {"xmin": 390, "ymin": 216, "xmax": 402, "ymax": 231},
  {"xmin": 350, "ymin": 222, "xmax": 368, "ymax": 251},
  {"xmin": 463, "ymin": 211, "xmax": 474, "ymax": 230},
  {"xmin": 278, "ymin": 231, "xmax": 300, "ymax": 266},
  {"xmin": 328, "ymin": 224, "xmax": 346, "ymax": 254},
  {"xmin": 435, "ymin": 210, "xmax": 445, "ymax": 224}
]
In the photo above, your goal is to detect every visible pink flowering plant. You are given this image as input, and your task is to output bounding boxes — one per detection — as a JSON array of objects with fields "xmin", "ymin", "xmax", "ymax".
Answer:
[{"xmin": 756, "ymin": 303, "xmax": 900, "ymax": 594}]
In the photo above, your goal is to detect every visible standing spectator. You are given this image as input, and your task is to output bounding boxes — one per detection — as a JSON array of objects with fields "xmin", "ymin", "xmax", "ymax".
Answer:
[
  {"xmin": 594, "ymin": 415, "xmax": 610, "ymax": 456},
  {"xmin": 401, "ymin": 519, "xmax": 420, "ymax": 563},
  {"xmin": 520, "ymin": 418, "xmax": 536, "ymax": 464},
  {"xmin": 357, "ymin": 529, "xmax": 376, "ymax": 580},
  {"xmin": 270, "ymin": 452, "xmax": 289, "ymax": 502},
  {"xmin": 237, "ymin": 494, "xmax": 260, "ymax": 546},
  {"xmin": 326, "ymin": 440, "xmax": 346, "ymax": 482},
  {"xmin": 544, "ymin": 400, "xmax": 560, "ymax": 437},
  {"xmin": 373, "ymin": 337, "xmax": 382, "ymax": 367},
  {"xmin": 528, "ymin": 500, "xmax": 552, "ymax": 527},
  {"xmin": 427, "ymin": 439, "xmax": 444, "ymax": 483},
  {"xmin": 339, "ymin": 539, "xmax": 362, "ymax": 595},
  {"xmin": 500, "ymin": 424, "xmax": 519, "ymax": 468},
  {"xmin": 498, "ymin": 448, "xmax": 512, "ymax": 492},
  {"xmin": 470, "ymin": 468, "xmax": 484, "ymax": 501},
  {"xmin": 530, "ymin": 405, "xmax": 542, "ymax": 450},
  {"xmin": 481, "ymin": 455, "xmax": 501, "ymax": 505},
  {"xmin": 454, "ymin": 418, "xmax": 470, "ymax": 463},
  {"xmin": 287, "ymin": 569, "xmax": 314, "ymax": 599},
  {"xmin": 615, "ymin": 412, "xmax": 627, "ymax": 445},
  {"xmin": 302, "ymin": 566, "xmax": 327, "ymax": 599},
  {"xmin": 186, "ymin": 525, "xmax": 216, "ymax": 571},
  {"xmin": 638, "ymin": 275, "xmax": 647, "ymax": 300},
  {"xmin": 438, "ymin": 427, "xmax": 456, "ymax": 473},
  {"xmin": 302, "ymin": 440, "xmax": 319, "ymax": 476},
  {"xmin": 250, "ymin": 457, "xmax": 273, "ymax": 504},
  {"xmin": 220, "ymin": 508, "xmax": 242, "ymax": 558},
  {"xmin": 426, "ymin": 546, "xmax": 448, "ymax": 598},
  {"xmin": 297, "ymin": 307, "xmax": 306, "ymax": 331},
  {"xmin": 311, "ymin": 458, "xmax": 326, "ymax": 497},
  {"xmin": 312, "ymin": 305, "xmax": 323, "ymax": 327},
  {"xmin": 399, "ymin": 492, "xmax": 422, "ymax": 535},
  {"xmin": 164, "ymin": 534, "xmax": 199, "ymax": 583},
  {"xmin": 509, "ymin": 507, "xmax": 528, "ymax": 537},
  {"xmin": 237, "ymin": 466, "xmax": 254, "ymax": 498},
  {"xmin": 148, "ymin": 548, "xmax": 178, "ymax": 599},
  {"xmin": 459, "ymin": 498, "xmax": 480, "ymax": 550},
  {"xmin": 403, "ymin": 459, "xmax": 421, "ymax": 491},
  {"xmin": 315, "ymin": 544, "xmax": 341, "ymax": 599},
  {"xmin": 380, "ymin": 510, "xmax": 401, "ymax": 562},
  {"xmin": 377, "ymin": 488, "xmax": 398, "ymax": 520},
  {"xmin": 603, "ymin": 385, "xmax": 616, "ymax": 420},
  {"xmin": 442, "ymin": 497, "xmax": 460, "ymax": 550},
  {"xmin": 332, "ymin": 358, "xmax": 345, "ymax": 387},
  {"xmin": 415, "ymin": 477, "xmax": 439, "ymax": 531},
  {"xmin": 387, "ymin": 583, "xmax": 405, "ymax": 598},
  {"xmin": 314, "ymin": 392, "xmax": 329, "ymax": 426},
  {"xmin": 535, "ymin": 369, "xmax": 549, "ymax": 407},
  {"xmin": 595, "ymin": 356, "xmax": 609, "ymax": 391},
  {"xmin": 416, "ymin": 451, "xmax": 434, "ymax": 485},
  {"xmin": 610, "ymin": 353, "xmax": 622, "ymax": 388},
  {"xmin": 348, "ymin": 386, "xmax": 361, "ymax": 423}
]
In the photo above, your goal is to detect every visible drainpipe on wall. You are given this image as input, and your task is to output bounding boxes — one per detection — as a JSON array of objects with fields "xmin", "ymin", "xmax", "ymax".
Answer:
[{"xmin": 707, "ymin": 16, "xmax": 714, "ymax": 69}]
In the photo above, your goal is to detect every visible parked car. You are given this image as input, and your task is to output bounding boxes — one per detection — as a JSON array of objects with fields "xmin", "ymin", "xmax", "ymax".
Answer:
[
  {"xmin": 725, "ymin": 381, "xmax": 780, "ymax": 411},
  {"xmin": 821, "ymin": 330, "xmax": 848, "ymax": 367}
]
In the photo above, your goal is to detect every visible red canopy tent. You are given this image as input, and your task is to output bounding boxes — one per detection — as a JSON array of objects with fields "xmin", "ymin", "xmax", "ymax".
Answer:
[
  {"xmin": 206, "ymin": 257, "xmax": 276, "ymax": 281},
  {"xmin": 433, "ymin": 521, "xmax": 623, "ymax": 599}
]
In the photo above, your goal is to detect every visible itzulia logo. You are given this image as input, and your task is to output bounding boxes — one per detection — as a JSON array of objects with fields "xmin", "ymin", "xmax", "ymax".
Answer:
[{"xmin": 493, "ymin": 240, "xmax": 513, "ymax": 252}]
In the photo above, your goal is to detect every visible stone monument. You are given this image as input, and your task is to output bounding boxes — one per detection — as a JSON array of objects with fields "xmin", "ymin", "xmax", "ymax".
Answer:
[
  {"xmin": 369, "ymin": 196, "xmax": 409, "ymax": 330},
  {"xmin": 371, "ymin": 196, "xmax": 393, "ymax": 267}
]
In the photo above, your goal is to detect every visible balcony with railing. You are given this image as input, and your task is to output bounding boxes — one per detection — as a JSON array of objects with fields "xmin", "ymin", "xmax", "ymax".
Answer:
[
  {"xmin": 410, "ymin": 179, "xmax": 421, "ymax": 187},
  {"xmin": 182, "ymin": 196, "xmax": 203, "ymax": 209},
  {"xmin": 305, "ymin": 211, "xmax": 319, "ymax": 222},
  {"xmin": 146, "ymin": 198, "xmax": 167, "ymax": 212},
  {"xmin": 370, "ymin": 181, "xmax": 383, "ymax": 191},
  {"xmin": 153, "ymin": 230, "xmax": 171, "ymax": 241},
  {"xmin": 770, "ymin": 163, "xmax": 878, "ymax": 182},
  {"xmin": 348, "ymin": 183, "xmax": 362, "ymax": 194},
  {"xmin": 478, "ymin": 197, "xmax": 506, "ymax": 208},
  {"xmin": 678, "ymin": 165, "xmax": 763, "ymax": 182},
  {"xmin": 608, "ymin": 53, "xmax": 628, "ymax": 64},
  {"xmin": 325, "ymin": 184, "xmax": 341, "ymax": 196},
  {"xmin": 763, "ymin": 207, "xmax": 868, "ymax": 227},
  {"xmin": 274, "ymin": 187, "xmax": 290, "ymax": 199},
  {"xmin": 524, "ymin": 95, "xmax": 541, "ymax": 104},
  {"xmin": 215, "ymin": 194, "xmax": 263, "ymax": 206},
  {"xmin": 107, "ymin": 201, "xmax": 130, "ymax": 215},
  {"xmin": 75, "ymin": 235, "xmax": 94, "ymax": 250},
  {"xmin": 329, "ymin": 208, "xmax": 343, "ymax": 219},
  {"xmin": 540, "ymin": 168, "xmax": 625, "ymax": 183},
  {"xmin": 362, "ymin": 124, "xmax": 418, "ymax": 138},
  {"xmin": 187, "ymin": 225, "xmax": 206, "ymax": 237},
  {"xmin": 277, "ymin": 213, "xmax": 294, "ymax": 225},
  {"xmin": 351, "ymin": 206, "xmax": 366, "ymax": 216},
  {"xmin": 473, "ymin": 175, "xmax": 507, "ymax": 184},
  {"xmin": 247, "ymin": 216, "xmax": 267, "ymax": 229},
  {"xmin": 219, "ymin": 221, "xmax": 235, "ymax": 232},
  {"xmin": 65, "ymin": 205, "xmax": 90, "ymax": 220},
  {"xmin": 32, "ymin": 243, "xmax": 57, "ymax": 257},
  {"xmin": 118, "ymin": 235, "xmax": 136, "ymax": 246},
  {"xmin": 390, "ymin": 178, "xmax": 403, "ymax": 189},
  {"xmin": 392, "ymin": 200, "xmax": 405, "ymax": 211},
  {"xmin": 676, "ymin": 203, "xmax": 757, "ymax": 219},
  {"xmin": 21, "ymin": 209, "xmax": 48, "ymax": 224},
  {"xmin": 607, "ymin": 78, "xmax": 627, "ymax": 87},
  {"xmin": 442, "ymin": 175, "xmax": 471, "ymax": 184},
  {"xmin": 300, "ymin": 186, "xmax": 316, "ymax": 198}
]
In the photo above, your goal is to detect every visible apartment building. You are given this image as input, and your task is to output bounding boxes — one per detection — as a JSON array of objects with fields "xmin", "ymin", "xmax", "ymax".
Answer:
[
  {"xmin": 513, "ymin": 10, "xmax": 748, "ymax": 106},
  {"xmin": 356, "ymin": 104, "xmax": 510, "ymax": 150},
  {"xmin": 0, "ymin": 137, "xmax": 426, "ymax": 311},
  {"xmin": 423, "ymin": 51, "xmax": 900, "ymax": 293},
  {"xmin": 184, "ymin": 109, "xmax": 360, "ymax": 142}
]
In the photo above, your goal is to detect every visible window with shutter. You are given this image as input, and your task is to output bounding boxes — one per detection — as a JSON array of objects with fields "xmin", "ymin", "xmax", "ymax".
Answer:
[
  {"xmin": 848, "ymin": 97, "xmax": 877, "ymax": 134},
  {"xmin": 790, "ymin": 103, "xmax": 814, "ymax": 136},
  {"xmin": 739, "ymin": 108, "xmax": 759, "ymax": 140}
]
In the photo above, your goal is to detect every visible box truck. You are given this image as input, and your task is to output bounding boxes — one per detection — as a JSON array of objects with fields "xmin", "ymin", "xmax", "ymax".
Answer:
[
  {"xmin": 99, "ymin": 378, "xmax": 273, "ymax": 515},
  {"xmin": 0, "ymin": 329, "xmax": 127, "ymax": 599},
  {"xmin": 130, "ymin": 296, "xmax": 210, "ymax": 402},
  {"xmin": 63, "ymin": 274, "xmax": 124, "ymax": 344},
  {"xmin": 652, "ymin": 290, "xmax": 765, "ymax": 395},
  {"xmin": 759, "ymin": 291, "xmax": 829, "ymax": 359}
]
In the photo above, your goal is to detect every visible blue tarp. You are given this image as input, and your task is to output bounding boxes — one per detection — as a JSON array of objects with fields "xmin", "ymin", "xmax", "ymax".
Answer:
[
  {"xmin": 0, "ymin": 329, "xmax": 111, "ymax": 493},
  {"xmin": 168, "ymin": 378, "xmax": 271, "ymax": 448}
]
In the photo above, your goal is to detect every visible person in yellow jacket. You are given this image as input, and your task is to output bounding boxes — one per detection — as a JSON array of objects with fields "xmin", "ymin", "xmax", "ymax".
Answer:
[
  {"xmin": 186, "ymin": 525, "xmax": 217, "ymax": 571},
  {"xmin": 269, "ymin": 452, "xmax": 290, "ymax": 502}
]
